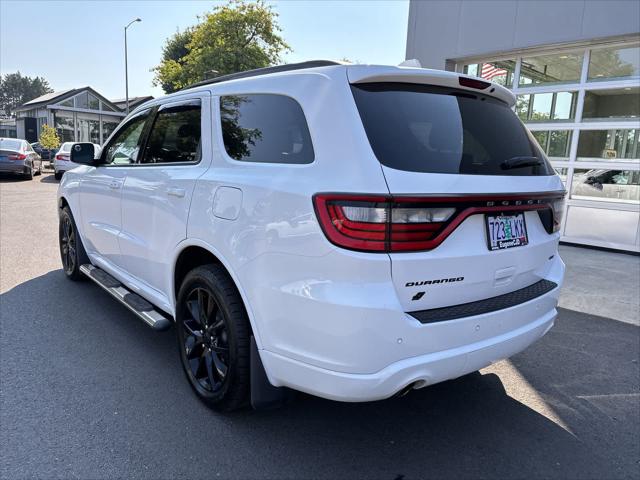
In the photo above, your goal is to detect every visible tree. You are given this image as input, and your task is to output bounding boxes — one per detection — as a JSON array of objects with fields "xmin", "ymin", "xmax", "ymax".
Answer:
[
  {"xmin": 0, "ymin": 72, "xmax": 53, "ymax": 117},
  {"xmin": 153, "ymin": 0, "xmax": 290, "ymax": 93},
  {"xmin": 39, "ymin": 124, "xmax": 60, "ymax": 151}
]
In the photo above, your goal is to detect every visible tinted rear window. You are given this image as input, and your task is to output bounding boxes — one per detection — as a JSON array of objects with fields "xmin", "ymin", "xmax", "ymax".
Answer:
[
  {"xmin": 0, "ymin": 139, "xmax": 22, "ymax": 151},
  {"xmin": 351, "ymin": 83, "xmax": 553, "ymax": 176}
]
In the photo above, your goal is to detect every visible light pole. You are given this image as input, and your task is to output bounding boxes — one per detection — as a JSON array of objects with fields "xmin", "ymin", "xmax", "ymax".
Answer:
[{"xmin": 124, "ymin": 17, "xmax": 141, "ymax": 115}]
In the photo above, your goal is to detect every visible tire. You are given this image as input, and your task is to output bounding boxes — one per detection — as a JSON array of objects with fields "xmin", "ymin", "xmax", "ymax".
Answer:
[
  {"xmin": 176, "ymin": 264, "xmax": 251, "ymax": 412},
  {"xmin": 59, "ymin": 206, "xmax": 89, "ymax": 281},
  {"xmin": 35, "ymin": 163, "xmax": 42, "ymax": 176},
  {"xmin": 54, "ymin": 172, "xmax": 62, "ymax": 181},
  {"xmin": 24, "ymin": 168, "xmax": 33, "ymax": 180}
]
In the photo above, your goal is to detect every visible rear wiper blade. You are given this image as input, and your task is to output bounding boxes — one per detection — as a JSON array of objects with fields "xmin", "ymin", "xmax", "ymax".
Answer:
[{"xmin": 501, "ymin": 156, "xmax": 543, "ymax": 170}]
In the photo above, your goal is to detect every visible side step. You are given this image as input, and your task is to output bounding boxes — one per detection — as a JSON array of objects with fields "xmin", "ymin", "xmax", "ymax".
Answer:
[{"xmin": 80, "ymin": 264, "xmax": 172, "ymax": 332}]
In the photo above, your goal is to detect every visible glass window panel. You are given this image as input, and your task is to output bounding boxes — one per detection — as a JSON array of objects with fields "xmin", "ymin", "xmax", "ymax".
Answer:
[
  {"xmin": 75, "ymin": 92, "xmax": 89, "ymax": 109},
  {"xmin": 88, "ymin": 94, "xmax": 100, "ymax": 110},
  {"xmin": 479, "ymin": 60, "xmax": 516, "ymax": 88},
  {"xmin": 463, "ymin": 64, "xmax": 479, "ymax": 77},
  {"xmin": 102, "ymin": 120, "xmax": 120, "ymax": 142},
  {"xmin": 517, "ymin": 92, "xmax": 576, "ymax": 122},
  {"xmin": 571, "ymin": 168, "xmax": 640, "ymax": 204},
  {"xmin": 531, "ymin": 93, "xmax": 553, "ymax": 120},
  {"xmin": 54, "ymin": 111, "xmax": 74, "ymax": 142},
  {"xmin": 583, "ymin": 87, "xmax": 640, "ymax": 121},
  {"xmin": 553, "ymin": 91, "xmax": 576, "ymax": 120},
  {"xmin": 104, "ymin": 114, "xmax": 148, "ymax": 165},
  {"xmin": 548, "ymin": 130, "xmax": 572, "ymax": 158},
  {"xmin": 142, "ymin": 104, "xmax": 201, "ymax": 164},
  {"xmin": 220, "ymin": 94, "xmax": 314, "ymax": 164},
  {"xmin": 516, "ymin": 94, "xmax": 531, "ymax": 120},
  {"xmin": 463, "ymin": 60, "xmax": 515, "ymax": 88},
  {"xmin": 519, "ymin": 52, "xmax": 583, "ymax": 86},
  {"xmin": 532, "ymin": 131, "xmax": 549, "ymax": 151},
  {"xmin": 58, "ymin": 98, "xmax": 73, "ymax": 107},
  {"xmin": 577, "ymin": 129, "xmax": 639, "ymax": 161},
  {"xmin": 588, "ymin": 46, "xmax": 640, "ymax": 81}
]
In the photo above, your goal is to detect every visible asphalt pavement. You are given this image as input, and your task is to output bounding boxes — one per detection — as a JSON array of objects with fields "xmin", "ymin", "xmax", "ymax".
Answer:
[{"xmin": 1, "ymin": 173, "xmax": 639, "ymax": 479}]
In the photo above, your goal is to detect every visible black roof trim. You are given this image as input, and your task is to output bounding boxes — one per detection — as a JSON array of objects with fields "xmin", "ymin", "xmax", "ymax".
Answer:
[{"xmin": 180, "ymin": 60, "xmax": 342, "ymax": 91}]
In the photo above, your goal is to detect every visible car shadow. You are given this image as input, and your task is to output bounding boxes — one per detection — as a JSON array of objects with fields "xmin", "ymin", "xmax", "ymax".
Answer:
[
  {"xmin": 39, "ymin": 173, "xmax": 58, "ymax": 183},
  {"xmin": 1, "ymin": 271, "xmax": 638, "ymax": 479}
]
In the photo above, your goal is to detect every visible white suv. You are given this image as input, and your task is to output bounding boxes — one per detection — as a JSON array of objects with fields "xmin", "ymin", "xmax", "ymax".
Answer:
[{"xmin": 57, "ymin": 61, "xmax": 565, "ymax": 411}]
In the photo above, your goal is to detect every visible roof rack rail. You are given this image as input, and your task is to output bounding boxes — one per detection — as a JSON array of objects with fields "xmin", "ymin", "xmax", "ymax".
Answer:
[{"xmin": 180, "ymin": 60, "xmax": 342, "ymax": 91}]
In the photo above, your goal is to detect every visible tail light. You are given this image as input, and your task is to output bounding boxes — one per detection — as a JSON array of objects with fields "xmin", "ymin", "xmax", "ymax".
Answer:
[
  {"xmin": 8, "ymin": 153, "xmax": 26, "ymax": 161},
  {"xmin": 314, "ymin": 192, "xmax": 566, "ymax": 253},
  {"xmin": 459, "ymin": 76, "xmax": 490, "ymax": 90},
  {"xmin": 550, "ymin": 197, "xmax": 566, "ymax": 233},
  {"xmin": 56, "ymin": 154, "xmax": 69, "ymax": 161}
]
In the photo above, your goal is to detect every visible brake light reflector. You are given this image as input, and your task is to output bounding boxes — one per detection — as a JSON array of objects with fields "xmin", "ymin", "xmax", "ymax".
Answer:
[{"xmin": 459, "ymin": 76, "xmax": 491, "ymax": 90}]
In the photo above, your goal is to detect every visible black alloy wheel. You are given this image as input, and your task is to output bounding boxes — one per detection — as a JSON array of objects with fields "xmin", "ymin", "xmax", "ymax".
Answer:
[
  {"xmin": 60, "ymin": 214, "xmax": 76, "ymax": 275},
  {"xmin": 59, "ymin": 206, "xmax": 89, "ymax": 280},
  {"xmin": 181, "ymin": 287, "xmax": 230, "ymax": 393},
  {"xmin": 176, "ymin": 264, "xmax": 251, "ymax": 411}
]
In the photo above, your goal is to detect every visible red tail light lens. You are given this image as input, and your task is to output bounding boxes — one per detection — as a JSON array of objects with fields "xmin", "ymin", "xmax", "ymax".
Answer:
[
  {"xmin": 55, "ymin": 154, "xmax": 68, "ymax": 161},
  {"xmin": 550, "ymin": 197, "xmax": 566, "ymax": 233},
  {"xmin": 314, "ymin": 194, "xmax": 455, "ymax": 252},
  {"xmin": 459, "ymin": 76, "xmax": 490, "ymax": 90},
  {"xmin": 314, "ymin": 192, "xmax": 566, "ymax": 253},
  {"xmin": 8, "ymin": 153, "xmax": 26, "ymax": 161}
]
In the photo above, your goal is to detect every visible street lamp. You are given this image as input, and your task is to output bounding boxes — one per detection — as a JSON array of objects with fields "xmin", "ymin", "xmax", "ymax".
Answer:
[{"xmin": 124, "ymin": 17, "xmax": 142, "ymax": 115}]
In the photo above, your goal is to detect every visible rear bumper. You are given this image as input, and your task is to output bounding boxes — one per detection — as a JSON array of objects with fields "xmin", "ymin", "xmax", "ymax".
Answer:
[
  {"xmin": 261, "ymin": 296, "xmax": 557, "ymax": 402},
  {"xmin": 0, "ymin": 163, "xmax": 28, "ymax": 174}
]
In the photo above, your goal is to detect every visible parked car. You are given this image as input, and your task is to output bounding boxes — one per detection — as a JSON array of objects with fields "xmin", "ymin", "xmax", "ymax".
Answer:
[
  {"xmin": 0, "ymin": 138, "xmax": 42, "ymax": 179},
  {"xmin": 54, "ymin": 142, "xmax": 101, "ymax": 180},
  {"xmin": 572, "ymin": 169, "xmax": 640, "ymax": 204},
  {"xmin": 30, "ymin": 142, "xmax": 57, "ymax": 160},
  {"xmin": 56, "ymin": 61, "xmax": 566, "ymax": 412}
]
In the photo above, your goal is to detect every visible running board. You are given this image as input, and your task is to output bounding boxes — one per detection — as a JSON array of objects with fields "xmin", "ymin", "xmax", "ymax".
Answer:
[{"xmin": 80, "ymin": 264, "xmax": 172, "ymax": 332}]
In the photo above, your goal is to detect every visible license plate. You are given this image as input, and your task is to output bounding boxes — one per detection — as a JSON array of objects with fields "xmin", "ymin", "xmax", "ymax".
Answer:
[{"xmin": 485, "ymin": 213, "xmax": 528, "ymax": 251}]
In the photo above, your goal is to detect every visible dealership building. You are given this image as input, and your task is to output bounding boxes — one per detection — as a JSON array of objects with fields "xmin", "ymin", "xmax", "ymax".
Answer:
[
  {"xmin": 406, "ymin": 0, "xmax": 640, "ymax": 252},
  {"xmin": 13, "ymin": 88, "xmax": 152, "ymax": 146}
]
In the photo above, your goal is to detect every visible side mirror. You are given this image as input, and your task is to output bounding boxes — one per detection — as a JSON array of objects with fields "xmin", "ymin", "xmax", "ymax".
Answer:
[{"xmin": 70, "ymin": 143, "xmax": 99, "ymax": 165}]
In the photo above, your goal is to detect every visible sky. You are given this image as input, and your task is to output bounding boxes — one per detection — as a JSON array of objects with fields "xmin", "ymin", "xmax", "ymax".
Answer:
[{"xmin": 0, "ymin": 0, "xmax": 409, "ymax": 100}]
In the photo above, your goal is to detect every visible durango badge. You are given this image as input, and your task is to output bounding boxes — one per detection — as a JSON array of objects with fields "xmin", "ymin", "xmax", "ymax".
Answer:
[{"xmin": 406, "ymin": 277, "xmax": 464, "ymax": 287}]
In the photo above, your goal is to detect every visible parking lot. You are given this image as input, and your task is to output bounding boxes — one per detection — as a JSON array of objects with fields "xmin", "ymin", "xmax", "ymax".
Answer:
[{"xmin": 1, "ymin": 173, "xmax": 639, "ymax": 479}]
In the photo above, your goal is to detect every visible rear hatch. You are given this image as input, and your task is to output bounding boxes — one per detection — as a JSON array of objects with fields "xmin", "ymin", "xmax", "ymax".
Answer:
[{"xmin": 348, "ymin": 68, "xmax": 565, "ymax": 312}]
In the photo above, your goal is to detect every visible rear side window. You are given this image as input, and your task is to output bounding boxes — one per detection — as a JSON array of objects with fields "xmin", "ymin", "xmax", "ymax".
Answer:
[
  {"xmin": 351, "ymin": 83, "xmax": 553, "ymax": 176},
  {"xmin": 220, "ymin": 94, "xmax": 314, "ymax": 164},
  {"xmin": 142, "ymin": 103, "xmax": 201, "ymax": 164}
]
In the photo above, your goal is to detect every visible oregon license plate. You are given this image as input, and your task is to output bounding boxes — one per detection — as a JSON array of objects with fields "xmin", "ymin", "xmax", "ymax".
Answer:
[{"xmin": 485, "ymin": 213, "xmax": 528, "ymax": 251}]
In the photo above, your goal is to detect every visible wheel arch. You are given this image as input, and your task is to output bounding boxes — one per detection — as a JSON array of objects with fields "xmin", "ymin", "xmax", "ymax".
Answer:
[{"xmin": 172, "ymin": 240, "xmax": 264, "ymax": 347}]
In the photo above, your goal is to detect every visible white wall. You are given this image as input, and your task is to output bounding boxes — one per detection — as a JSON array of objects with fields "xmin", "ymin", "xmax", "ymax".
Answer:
[{"xmin": 406, "ymin": 0, "xmax": 640, "ymax": 68}]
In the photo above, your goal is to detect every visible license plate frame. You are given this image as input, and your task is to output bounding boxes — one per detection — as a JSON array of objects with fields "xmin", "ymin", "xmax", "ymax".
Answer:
[{"xmin": 485, "ymin": 213, "xmax": 529, "ymax": 251}]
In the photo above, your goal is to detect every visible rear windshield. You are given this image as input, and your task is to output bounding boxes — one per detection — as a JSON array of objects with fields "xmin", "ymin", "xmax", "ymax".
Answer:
[
  {"xmin": 351, "ymin": 83, "xmax": 553, "ymax": 176},
  {"xmin": 0, "ymin": 139, "xmax": 23, "ymax": 151},
  {"xmin": 59, "ymin": 143, "xmax": 72, "ymax": 153}
]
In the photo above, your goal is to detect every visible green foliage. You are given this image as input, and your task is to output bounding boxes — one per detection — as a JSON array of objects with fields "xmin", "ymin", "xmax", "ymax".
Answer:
[
  {"xmin": 0, "ymin": 72, "xmax": 53, "ymax": 117},
  {"xmin": 39, "ymin": 124, "xmax": 60, "ymax": 150},
  {"xmin": 153, "ymin": 0, "xmax": 290, "ymax": 93}
]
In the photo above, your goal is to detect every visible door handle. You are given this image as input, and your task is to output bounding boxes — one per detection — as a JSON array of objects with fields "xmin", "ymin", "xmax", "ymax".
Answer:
[
  {"xmin": 167, "ymin": 186, "xmax": 186, "ymax": 198},
  {"xmin": 108, "ymin": 180, "xmax": 122, "ymax": 189}
]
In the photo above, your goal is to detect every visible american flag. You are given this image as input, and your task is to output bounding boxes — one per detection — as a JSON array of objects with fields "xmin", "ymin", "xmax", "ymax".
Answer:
[{"xmin": 481, "ymin": 63, "xmax": 507, "ymax": 80}]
